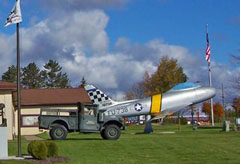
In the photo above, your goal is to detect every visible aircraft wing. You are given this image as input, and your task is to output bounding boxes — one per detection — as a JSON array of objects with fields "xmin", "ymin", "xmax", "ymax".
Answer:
[{"xmin": 151, "ymin": 104, "xmax": 190, "ymax": 121}]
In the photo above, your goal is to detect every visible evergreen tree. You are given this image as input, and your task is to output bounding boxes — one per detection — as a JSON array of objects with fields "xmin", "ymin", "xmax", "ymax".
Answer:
[
  {"xmin": 43, "ymin": 60, "xmax": 71, "ymax": 88},
  {"xmin": 21, "ymin": 63, "xmax": 45, "ymax": 89},
  {"xmin": 2, "ymin": 65, "xmax": 17, "ymax": 83},
  {"xmin": 79, "ymin": 76, "xmax": 87, "ymax": 88}
]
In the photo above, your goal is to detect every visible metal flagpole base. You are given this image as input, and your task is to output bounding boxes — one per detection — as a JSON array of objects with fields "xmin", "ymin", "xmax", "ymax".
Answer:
[{"xmin": 144, "ymin": 115, "xmax": 153, "ymax": 133}]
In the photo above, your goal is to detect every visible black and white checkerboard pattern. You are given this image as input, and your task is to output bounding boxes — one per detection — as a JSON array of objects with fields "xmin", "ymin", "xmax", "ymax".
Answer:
[{"xmin": 87, "ymin": 89, "xmax": 110, "ymax": 104}]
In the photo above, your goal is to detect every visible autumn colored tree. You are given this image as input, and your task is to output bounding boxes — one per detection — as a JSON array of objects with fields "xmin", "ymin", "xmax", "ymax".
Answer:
[
  {"xmin": 126, "ymin": 56, "xmax": 187, "ymax": 98},
  {"xmin": 232, "ymin": 97, "xmax": 240, "ymax": 117},
  {"xmin": 143, "ymin": 56, "xmax": 188, "ymax": 96},
  {"xmin": 202, "ymin": 102, "xmax": 224, "ymax": 122},
  {"xmin": 214, "ymin": 102, "xmax": 224, "ymax": 120},
  {"xmin": 202, "ymin": 102, "xmax": 211, "ymax": 117}
]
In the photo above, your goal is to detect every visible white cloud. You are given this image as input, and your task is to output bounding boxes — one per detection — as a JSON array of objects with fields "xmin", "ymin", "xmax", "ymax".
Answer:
[
  {"xmin": 0, "ymin": 34, "xmax": 16, "ymax": 73},
  {"xmin": 19, "ymin": 10, "xmax": 109, "ymax": 62}
]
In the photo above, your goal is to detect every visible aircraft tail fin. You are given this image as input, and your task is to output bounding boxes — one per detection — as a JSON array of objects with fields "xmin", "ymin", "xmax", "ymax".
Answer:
[{"xmin": 84, "ymin": 84, "xmax": 116, "ymax": 108}]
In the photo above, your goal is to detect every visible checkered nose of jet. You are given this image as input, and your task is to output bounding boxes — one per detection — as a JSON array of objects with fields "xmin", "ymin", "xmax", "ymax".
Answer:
[{"xmin": 87, "ymin": 89, "xmax": 110, "ymax": 104}]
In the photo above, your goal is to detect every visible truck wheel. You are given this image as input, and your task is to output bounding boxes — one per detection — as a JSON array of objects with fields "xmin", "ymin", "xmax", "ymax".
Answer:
[
  {"xmin": 100, "ymin": 130, "xmax": 106, "ymax": 139},
  {"xmin": 50, "ymin": 124, "xmax": 68, "ymax": 140},
  {"xmin": 104, "ymin": 124, "xmax": 121, "ymax": 140}
]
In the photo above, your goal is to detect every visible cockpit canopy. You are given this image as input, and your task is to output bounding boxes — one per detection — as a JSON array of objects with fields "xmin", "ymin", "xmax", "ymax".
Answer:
[{"xmin": 168, "ymin": 82, "xmax": 200, "ymax": 92}]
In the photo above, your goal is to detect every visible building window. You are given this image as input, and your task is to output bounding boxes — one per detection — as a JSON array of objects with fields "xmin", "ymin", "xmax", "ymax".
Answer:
[{"xmin": 21, "ymin": 115, "xmax": 39, "ymax": 127}]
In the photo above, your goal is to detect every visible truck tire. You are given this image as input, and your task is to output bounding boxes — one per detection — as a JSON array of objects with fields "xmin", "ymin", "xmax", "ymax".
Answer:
[
  {"xmin": 50, "ymin": 124, "xmax": 68, "ymax": 140},
  {"xmin": 104, "ymin": 124, "xmax": 121, "ymax": 140},
  {"xmin": 100, "ymin": 130, "xmax": 106, "ymax": 139}
]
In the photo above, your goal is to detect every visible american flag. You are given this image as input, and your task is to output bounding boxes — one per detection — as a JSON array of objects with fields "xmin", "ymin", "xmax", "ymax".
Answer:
[{"xmin": 205, "ymin": 32, "xmax": 210, "ymax": 63}]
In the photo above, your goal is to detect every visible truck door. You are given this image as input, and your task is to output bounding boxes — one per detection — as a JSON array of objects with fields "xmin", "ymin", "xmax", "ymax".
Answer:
[{"xmin": 80, "ymin": 105, "xmax": 99, "ymax": 132}]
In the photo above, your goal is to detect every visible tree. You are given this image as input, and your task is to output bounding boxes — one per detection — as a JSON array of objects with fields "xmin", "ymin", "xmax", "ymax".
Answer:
[
  {"xmin": 2, "ymin": 65, "xmax": 17, "ymax": 83},
  {"xmin": 21, "ymin": 63, "xmax": 45, "ymax": 89},
  {"xmin": 202, "ymin": 102, "xmax": 211, "ymax": 117},
  {"xmin": 202, "ymin": 102, "xmax": 224, "ymax": 122},
  {"xmin": 79, "ymin": 76, "xmax": 86, "ymax": 88},
  {"xmin": 214, "ymin": 102, "xmax": 224, "ymax": 120},
  {"xmin": 143, "ymin": 56, "xmax": 188, "ymax": 95},
  {"xmin": 126, "ymin": 56, "xmax": 187, "ymax": 98},
  {"xmin": 125, "ymin": 82, "xmax": 146, "ymax": 100},
  {"xmin": 1, "ymin": 60, "xmax": 71, "ymax": 88},
  {"xmin": 232, "ymin": 97, "xmax": 240, "ymax": 117},
  {"xmin": 42, "ymin": 60, "xmax": 71, "ymax": 88}
]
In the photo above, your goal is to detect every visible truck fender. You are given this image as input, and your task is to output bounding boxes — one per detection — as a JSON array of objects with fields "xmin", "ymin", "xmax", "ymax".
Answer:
[
  {"xmin": 102, "ymin": 120, "xmax": 123, "ymax": 129},
  {"xmin": 50, "ymin": 119, "xmax": 70, "ymax": 131}
]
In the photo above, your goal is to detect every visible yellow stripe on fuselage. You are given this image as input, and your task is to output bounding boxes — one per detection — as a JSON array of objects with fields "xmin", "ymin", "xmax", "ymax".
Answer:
[{"xmin": 150, "ymin": 94, "xmax": 162, "ymax": 114}]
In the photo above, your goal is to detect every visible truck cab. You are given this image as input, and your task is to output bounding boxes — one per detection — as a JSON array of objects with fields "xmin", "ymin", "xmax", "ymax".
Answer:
[{"xmin": 39, "ymin": 103, "xmax": 125, "ymax": 140}]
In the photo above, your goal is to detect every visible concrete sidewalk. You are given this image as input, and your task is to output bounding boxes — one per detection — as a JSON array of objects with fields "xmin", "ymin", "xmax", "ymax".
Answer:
[
  {"xmin": 24, "ymin": 135, "xmax": 44, "ymax": 141},
  {"xmin": 0, "ymin": 156, "xmax": 24, "ymax": 160}
]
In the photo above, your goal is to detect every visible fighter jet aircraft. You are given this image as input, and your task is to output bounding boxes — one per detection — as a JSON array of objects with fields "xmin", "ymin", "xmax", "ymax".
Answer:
[{"xmin": 84, "ymin": 82, "xmax": 216, "ymax": 118}]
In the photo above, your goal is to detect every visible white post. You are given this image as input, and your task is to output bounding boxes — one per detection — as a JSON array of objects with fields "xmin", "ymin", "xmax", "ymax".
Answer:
[{"xmin": 0, "ymin": 127, "xmax": 8, "ymax": 159}]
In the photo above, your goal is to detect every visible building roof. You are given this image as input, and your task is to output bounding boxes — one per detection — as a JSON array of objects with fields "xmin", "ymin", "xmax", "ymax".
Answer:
[
  {"xmin": 14, "ymin": 88, "xmax": 92, "ymax": 106},
  {"xmin": 0, "ymin": 81, "xmax": 17, "ymax": 90}
]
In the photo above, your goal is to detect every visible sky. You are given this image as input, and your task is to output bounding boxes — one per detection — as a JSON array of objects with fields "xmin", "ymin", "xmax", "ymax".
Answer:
[{"xmin": 0, "ymin": 0, "xmax": 239, "ymax": 103}]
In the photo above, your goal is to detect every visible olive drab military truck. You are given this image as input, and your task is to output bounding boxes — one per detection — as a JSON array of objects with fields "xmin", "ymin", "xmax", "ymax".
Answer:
[{"xmin": 39, "ymin": 103, "xmax": 125, "ymax": 140}]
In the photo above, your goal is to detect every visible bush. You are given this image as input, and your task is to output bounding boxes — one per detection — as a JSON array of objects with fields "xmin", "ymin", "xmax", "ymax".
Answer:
[
  {"xmin": 27, "ymin": 140, "xmax": 36, "ymax": 155},
  {"xmin": 28, "ymin": 141, "xmax": 47, "ymax": 160},
  {"xmin": 28, "ymin": 141, "xmax": 59, "ymax": 160},
  {"xmin": 45, "ymin": 141, "xmax": 58, "ymax": 157}
]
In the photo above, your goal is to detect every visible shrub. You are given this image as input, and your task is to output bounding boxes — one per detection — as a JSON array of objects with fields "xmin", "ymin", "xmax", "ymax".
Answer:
[
  {"xmin": 28, "ymin": 141, "xmax": 47, "ymax": 160},
  {"xmin": 27, "ymin": 140, "xmax": 36, "ymax": 155},
  {"xmin": 45, "ymin": 141, "xmax": 58, "ymax": 157}
]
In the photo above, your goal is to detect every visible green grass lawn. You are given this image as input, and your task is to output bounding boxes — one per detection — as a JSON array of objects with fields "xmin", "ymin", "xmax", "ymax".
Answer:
[{"xmin": 2, "ymin": 124, "xmax": 240, "ymax": 164}]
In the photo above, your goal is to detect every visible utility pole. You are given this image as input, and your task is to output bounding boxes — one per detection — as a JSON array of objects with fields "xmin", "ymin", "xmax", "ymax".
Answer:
[{"xmin": 221, "ymin": 84, "xmax": 226, "ymax": 120}]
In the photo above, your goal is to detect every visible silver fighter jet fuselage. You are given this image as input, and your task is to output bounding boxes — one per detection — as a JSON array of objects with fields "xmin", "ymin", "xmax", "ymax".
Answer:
[{"xmin": 84, "ymin": 83, "xmax": 216, "ymax": 118}]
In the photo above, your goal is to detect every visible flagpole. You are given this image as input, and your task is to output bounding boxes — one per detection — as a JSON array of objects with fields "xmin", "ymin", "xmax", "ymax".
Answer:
[
  {"xmin": 208, "ymin": 62, "xmax": 214, "ymax": 126},
  {"xmin": 206, "ymin": 24, "xmax": 214, "ymax": 126},
  {"xmin": 17, "ymin": 22, "xmax": 22, "ymax": 157}
]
